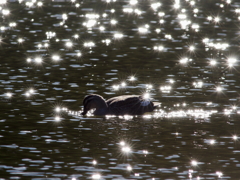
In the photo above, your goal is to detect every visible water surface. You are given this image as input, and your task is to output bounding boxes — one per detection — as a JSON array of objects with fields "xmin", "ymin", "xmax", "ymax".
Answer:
[{"xmin": 1, "ymin": 0, "xmax": 240, "ymax": 179}]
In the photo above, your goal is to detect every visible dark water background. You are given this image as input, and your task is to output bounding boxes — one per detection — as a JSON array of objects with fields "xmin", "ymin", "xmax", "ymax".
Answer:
[{"xmin": 1, "ymin": 0, "xmax": 240, "ymax": 179}]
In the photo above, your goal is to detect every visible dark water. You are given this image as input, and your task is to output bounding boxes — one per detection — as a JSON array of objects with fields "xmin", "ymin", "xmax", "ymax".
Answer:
[{"xmin": 1, "ymin": 0, "xmax": 240, "ymax": 179}]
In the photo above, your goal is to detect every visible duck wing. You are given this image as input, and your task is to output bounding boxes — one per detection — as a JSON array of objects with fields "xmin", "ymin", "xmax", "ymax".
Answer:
[{"xmin": 106, "ymin": 95, "xmax": 155, "ymax": 115}]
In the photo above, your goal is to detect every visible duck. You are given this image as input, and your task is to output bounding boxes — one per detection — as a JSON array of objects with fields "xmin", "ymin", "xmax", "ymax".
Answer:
[{"xmin": 81, "ymin": 94, "xmax": 160, "ymax": 116}]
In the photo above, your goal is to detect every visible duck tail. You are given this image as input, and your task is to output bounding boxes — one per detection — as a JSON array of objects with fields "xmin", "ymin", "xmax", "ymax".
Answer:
[{"xmin": 153, "ymin": 102, "xmax": 161, "ymax": 109}]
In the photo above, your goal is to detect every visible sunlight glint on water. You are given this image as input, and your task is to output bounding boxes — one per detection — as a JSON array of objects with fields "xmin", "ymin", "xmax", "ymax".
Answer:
[{"xmin": 0, "ymin": 0, "xmax": 240, "ymax": 179}]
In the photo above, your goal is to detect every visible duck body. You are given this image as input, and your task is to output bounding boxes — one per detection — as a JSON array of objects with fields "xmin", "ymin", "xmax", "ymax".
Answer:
[{"xmin": 81, "ymin": 94, "xmax": 159, "ymax": 116}]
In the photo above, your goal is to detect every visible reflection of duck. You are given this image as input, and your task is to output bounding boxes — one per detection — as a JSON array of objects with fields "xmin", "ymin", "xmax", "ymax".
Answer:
[{"xmin": 81, "ymin": 94, "xmax": 160, "ymax": 116}]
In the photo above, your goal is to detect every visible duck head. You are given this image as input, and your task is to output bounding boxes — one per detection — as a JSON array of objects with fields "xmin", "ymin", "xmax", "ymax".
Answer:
[{"xmin": 81, "ymin": 94, "xmax": 108, "ymax": 115}]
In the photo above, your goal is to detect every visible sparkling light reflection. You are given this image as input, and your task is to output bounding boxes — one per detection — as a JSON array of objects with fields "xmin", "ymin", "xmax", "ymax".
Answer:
[
  {"xmin": 35, "ymin": 57, "xmax": 42, "ymax": 64},
  {"xmin": 112, "ymin": 85, "xmax": 120, "ymax": 90},
  {"xmin": 227, "ymin": 57, "xmax": 237, "ymax": 67},
  {"xmin": 138, "ymin": 27, "xmax": 148, "ymax": 34},
  {"xmin": 25, "ymin": 88, "xmax": 35, "ymax": 97},
  {"xmin": 55, "ymin": 107, "xmax": 61, "ymax": 113},
  {"xmin": 154, "ymin": 45, "xmax": 164, "ymax": 51},
  {"xmin": 52, "ymin": 55, "xmax": 60, "ymax": 61},
  {"xmin": 65, "ymin": 41, "xmax": 73, "ymax": 48},
  {"xmin": 27, "ymin": 58, "xmax": 32, "ymax": 63},
  {"xmin": 173, "ymin": 0, "xmax": 180, "ymax": 9},
  {"xmin": 102, "ymin": 39, "xmax": 111, "ymax": 45},
  {"xmin": 25, "ymin": 92, "xmax": 31, "ymax": 97},
  {"xmin": 9, "ymin": 22, "xmax": 17, "ymax": 27},
  {"xmin": 193, "ymin": 81, "xmax": 203, "ymax": 88},
  {"xmin": 151, "ymin": 2, "xmax": 161, "ymax": 11},
  {"xmin": 129, "ymin": 0, "xmax": 138, "ymax": 5},
  {"xmin": 2, "ymin": 9, "xmax": 10, "ymax": 16},
  {"xmin": 55, "ymin": 116, "xmax": 61, "ymax": 122},
  {"xmin": 209, "ymin": 139, "xmax": 215, "ymax": 145},
  {"xmin": 191, "ymin": 160, "xmax": 198, "ymax": 166},
  {"xmin": 160, "ymin": 86, "xmax": 172, "ymax": 93},
  {"xmin": 143, "ymin": 92, "xmax": 150, "ymax": 100},
  {"xmin": 6, "ymin": 92, "xmax": 12, "ymax": 98},
  {"xmin": 114, "ymin": 33, "xmax": 123, "ymax": 39},
  {"xmin": 92, "ymin": 160, "xmax": 97, "ymax": 165},
  {"xmin": 62, "ymin": 13, "xmax": 68, "ymax": 20},
  {"xmin": 169, "ymin": 79, "xmax": 175, "ymax": 84},
  {"xmin": 84, "ymin": 41, "xmax": 95, "ymax": 48},
  {"xmin": 83, "ymin": 19, "xmax": 97, "ymax": 28},
  {"xmin": 210, "ymin": 59, "xmax": 217, "ymax": 66},
  {"xmin": 122, "ymin": 146, "xmax": 131, "ymax": 153},
  {"xmin": 17, "ymin": 38, "xmax": 24, "ymax": 43},
  {"xmin": 129, "ymin": 76, "xmax": 136, "ymax": 81},
  {"xmin": 180, "ymin": 57, "xmax": 189, "ymax": 64},
  {"xmin": 232, "ymin": 135, "xmax": 238, "ymax": 140},
  {"xmin": 73, "ymin": 34, "xmax": 79, "ymax": 39},
  {"xmin": 143, "ymin": 150, "xmax": 148, "ymax": 155},
  {"xmin": 110, "ymin": 19, "xmax": 117, "ymax": 25},
  {"xmin": 46, "ymin": 31, "xmax": 56, "ymax": 39},
  {"xmin": 121, "ymin": 82, "xmax": 126, "ymax": 87},
  {"xmin": 37, "ymin": 1, "xmax": 43, "ymax": 7},
  {"xmin": 189, "ymin": 45, "xmax": 195, "ymax": 51},
  {"xmin": 127, "ymin": 165, "xmax": 132, "ymax": 171},
  {"xmin": 216, "ymin": 86, "xmax": 222, "ymax": 92},
  {"xmin": 216, "ymin": 171, "xmax": 223, "ymax": 178},
  {"xmin": 120, "ymin": 141, "xmax": 125, "ymax": 146},
  {"xmin": 92, "ymin": 173, "xmax": 101, "ymax": 179},
  {"xmin": 153, "ymin": 109, "xmax": 217, "ymax": 119},
  {"xmin": 0, "ymin": 0, "xmax": 7, "ymax": 4}
]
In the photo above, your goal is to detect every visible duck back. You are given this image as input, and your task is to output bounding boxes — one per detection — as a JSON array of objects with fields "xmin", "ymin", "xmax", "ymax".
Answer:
[{"xmin": 106, "ymin": 95, "xmax": 155, "ymax": 115}]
